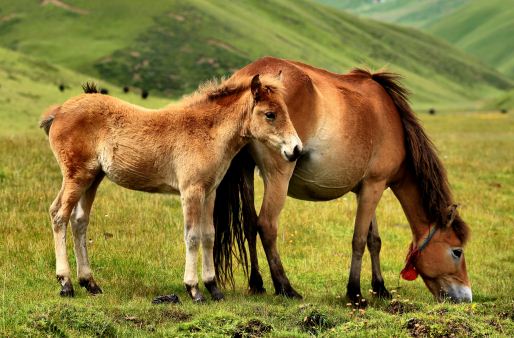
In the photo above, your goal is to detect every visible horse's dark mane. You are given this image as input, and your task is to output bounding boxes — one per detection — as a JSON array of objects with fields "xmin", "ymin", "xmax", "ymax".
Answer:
[
  {"xmin": 352, "ymin": 68, "xmax": 469, "ymax": 243},
  {"xmin": 82, "ymin": 82, "xmax": 98, "ymax": 94}
]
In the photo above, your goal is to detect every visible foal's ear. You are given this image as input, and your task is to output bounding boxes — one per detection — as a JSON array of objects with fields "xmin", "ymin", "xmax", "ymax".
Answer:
[
  {"xmin": 446, "ymin": 204, "xmax": 459, "ymax": 227},
  {"xmin": 275, "ymin": 70, "xmax": 283, "ymax": 82},
  {"xmin": 251, "ymin": 74, "xmax": 262, "ymax": 102}
]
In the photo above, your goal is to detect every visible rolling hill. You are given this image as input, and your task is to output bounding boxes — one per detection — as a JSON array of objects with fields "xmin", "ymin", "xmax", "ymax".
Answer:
[
  {"xmin": 316, "ymin": 0, "xmax": 469, "ymax": 28},
  {"xmin": 427, "ymin": 0, "xmax": 514, "ymax": 79},
  {"xmin": 319, "ymin": 0, "xmax": 514, "ymax": 80},
  {"xmin": 0, "ymin": 46, "xmax": 169, "ymax": 135},
  {"xmin": 0, "ymin": 0, "xmax": 512, "ymax": 106}
]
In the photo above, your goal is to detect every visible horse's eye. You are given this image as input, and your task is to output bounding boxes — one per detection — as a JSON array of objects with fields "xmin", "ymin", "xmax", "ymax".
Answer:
[
  {"xmin": 451, "ymin": 248, "xmax": 463, "ymax": 259},
  {"xmin": 265, "ymin": 112, "xmax": 276, "ymax": 121}
]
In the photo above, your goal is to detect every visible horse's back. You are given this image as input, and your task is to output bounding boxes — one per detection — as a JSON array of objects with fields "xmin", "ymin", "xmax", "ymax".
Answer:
[{"xmin": 237, "ymin": 57, "xmax": 407, "ymax": 200}]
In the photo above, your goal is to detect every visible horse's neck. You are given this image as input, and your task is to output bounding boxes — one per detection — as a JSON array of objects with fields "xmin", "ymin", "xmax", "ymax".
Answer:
[{"xmin": 391, "ymin": 172, "xmax": 432, "ymax": 241}]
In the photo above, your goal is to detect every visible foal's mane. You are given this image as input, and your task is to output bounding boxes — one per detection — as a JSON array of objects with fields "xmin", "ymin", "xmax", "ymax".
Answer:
[
  {"xmin": 179, "ymin": 74, "xmax": 285, "ymax": 108},
  {"xmin": 351, "ymin": 68, "xmax": 470, "ymax": 243}
]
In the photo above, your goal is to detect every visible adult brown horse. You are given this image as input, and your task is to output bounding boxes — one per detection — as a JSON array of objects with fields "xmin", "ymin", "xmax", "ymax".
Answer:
[
  {"xmin": 213, "ymin": 57, "xmax": 471, "ymax": 303},
  {"xmin": 40, "ymin": 74, "xmax": 302, "ymax": 301}
]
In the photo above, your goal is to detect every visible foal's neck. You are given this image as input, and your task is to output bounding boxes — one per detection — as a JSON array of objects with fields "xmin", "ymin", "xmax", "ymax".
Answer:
[{"xmin": 167, "ymin": 91, "xmax": 252, "ymax": 151}]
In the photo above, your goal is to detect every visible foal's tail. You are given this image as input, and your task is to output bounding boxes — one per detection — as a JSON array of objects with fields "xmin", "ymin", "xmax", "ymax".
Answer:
[
  {"xmin": 213, "ymin": 146, "xmax": 254, "ymax": 287},
  {"xmin": 40, "ymin": 105, "xmax": 60, "ymax": 136}
]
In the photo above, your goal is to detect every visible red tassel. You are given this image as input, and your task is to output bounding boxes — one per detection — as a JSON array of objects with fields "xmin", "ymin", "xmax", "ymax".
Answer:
[{"xmin": 400, "ymin": 243, "xmax": 419, "ymax": 281}]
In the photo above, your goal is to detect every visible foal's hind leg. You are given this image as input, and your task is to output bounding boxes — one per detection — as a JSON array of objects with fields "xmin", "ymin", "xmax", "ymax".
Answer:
[
  {"xmin": 70, "ymin": 174, "xmax": 104, "ymax": 295},
  {"xmin": 50, "ymin": 180, "xmax": 88, "ymax": 297},
  {"xmin": 347, "ymin": 180, "xmax": 386, "ymax": 306},
  {"xmin": 367, "ymin": 215, "xmax": 391, "ymax": 298}
]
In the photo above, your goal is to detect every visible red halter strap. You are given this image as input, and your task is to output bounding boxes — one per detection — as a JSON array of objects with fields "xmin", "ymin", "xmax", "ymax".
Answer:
[{"xmin": 400, "ymin": 225, "xmax": 438, "ymax": 281}]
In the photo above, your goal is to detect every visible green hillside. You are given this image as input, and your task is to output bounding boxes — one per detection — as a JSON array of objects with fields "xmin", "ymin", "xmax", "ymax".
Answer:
[
  {"xmin": 316, "ymin": 0, "xmax": 469, "ymax": 27},
  {"xmin": 318, "ymin": 0, "xmax": 514, "ymax": 80},
  {"xmin": 0, "ymin": 47, "xmax": 169, "ymax": 135},
  {"xmin": 427, "ymin": 0, "xmax": 514, "ymax": 79},
  {"xmin": 0, "ymin": 0, "xmax": 511, "ymax": 106}
]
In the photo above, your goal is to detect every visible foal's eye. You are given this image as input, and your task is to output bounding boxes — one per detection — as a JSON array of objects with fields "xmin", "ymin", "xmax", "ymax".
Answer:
[
  {"xmin": 451, "ymin": 248, "xmax": 463, "ymax": 259},
  {"xmin": 265, "ymin": 112, "xmax": 276, "ymax": 121}
]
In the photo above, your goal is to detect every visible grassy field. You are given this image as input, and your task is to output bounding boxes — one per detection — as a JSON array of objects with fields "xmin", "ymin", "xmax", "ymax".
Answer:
[{"xmin": 1, "ymin": 61, "xmax": 513, "ymax": 337}]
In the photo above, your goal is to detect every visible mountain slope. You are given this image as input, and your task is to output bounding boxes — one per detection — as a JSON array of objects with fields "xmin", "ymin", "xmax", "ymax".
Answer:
[
  {"xmin": 426, "ymin": 0, "xmax": 514, "ymax": 79},
  {"xmin": 318, "ymin": 0, "xmax": 514, "ymax": 80},
  {"xmin": 0, "ymin": 0, "xmax": 511, "ymax": 105},
  {"xmin": 316, "ymin": 0, "xmax": 469, "ymax": 28}
]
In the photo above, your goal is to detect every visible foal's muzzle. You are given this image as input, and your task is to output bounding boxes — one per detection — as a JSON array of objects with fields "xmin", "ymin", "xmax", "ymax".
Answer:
[{"xmin": 284, "ymin": 145, "xmax": 302, "ymax": 162}]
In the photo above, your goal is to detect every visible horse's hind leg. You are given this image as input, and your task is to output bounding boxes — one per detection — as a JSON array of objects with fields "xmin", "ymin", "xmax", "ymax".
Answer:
[
  {"xmin": 366, "ymin": 214, "xmax": 391, "ymax": 298},
  {"xmin": 50, "ymin": 179, "xmax": 87, "ymax": 297},
  {"xmin": 242, "ymin": 160, "xmax": 265, "ymax": 294},
  {"xmin": 71, "ymin": 173, "xmax": 104, "ymax": 295},
  {"xmin": 347, "ymin": 180, "xmax": 386, "ymax": 306}
]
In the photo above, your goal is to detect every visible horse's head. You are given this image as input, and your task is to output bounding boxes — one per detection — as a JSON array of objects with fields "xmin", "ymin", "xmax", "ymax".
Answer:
[
  {"xmin": 247, "ymin": 73, "xmax": 302, "ymax": 162},
  {"xmin": 401, "ymin": 205, "xmax": 472, "ymax": 302}
]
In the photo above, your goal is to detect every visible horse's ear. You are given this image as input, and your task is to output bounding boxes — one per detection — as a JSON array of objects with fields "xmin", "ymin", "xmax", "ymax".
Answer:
[
  {"xmin": 251, "ymin": 74, "xmax": 261, "ymax": 102},
  {"xmin": 446, "ymin": 204, "xmax": 459, "ymax": 227}
]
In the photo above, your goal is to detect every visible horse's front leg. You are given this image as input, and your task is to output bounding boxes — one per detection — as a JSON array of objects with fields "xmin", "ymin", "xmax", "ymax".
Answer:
[
  {"xmin": 182, "ymin": 186, "xmax": 206, "ymax": 302},
  {"xmin": 347, "ymin": 180, "xmax": 386, "ymax": 306},
  {"xmin": 200, "ymin": 193, "xmax": 224, "ymax": 301},
  {"xmin": 257, "ymin": 158, "xmax": 301, "ymax": 299}
]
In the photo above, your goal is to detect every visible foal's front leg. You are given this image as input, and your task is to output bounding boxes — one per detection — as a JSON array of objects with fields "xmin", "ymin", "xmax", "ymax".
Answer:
[
  {"xmin": 182, "ymin": 187, "xmax": 206, "ymax": 302},
  {"xmin": 201, "ymin": 193, "xmax": 224, "ymax": 301}
]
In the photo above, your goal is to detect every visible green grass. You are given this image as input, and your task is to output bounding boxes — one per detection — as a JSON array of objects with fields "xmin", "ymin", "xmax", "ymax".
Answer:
[
  {"xmin": 0, "ymin": 0, "xmax": 511, "ymax": 105},
  {"xmin": 1, "ymin": 55, "xmax": 513, "ymax": 337}
]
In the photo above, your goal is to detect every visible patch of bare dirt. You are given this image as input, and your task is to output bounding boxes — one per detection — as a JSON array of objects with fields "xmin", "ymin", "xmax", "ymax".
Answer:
[
  {"xmin": 386, "ymin": 299, "xmax": 419, "ymax": 314},
  {"xmin": 233, "ymin": 319, "xmax": 272, "ymax": 338}
]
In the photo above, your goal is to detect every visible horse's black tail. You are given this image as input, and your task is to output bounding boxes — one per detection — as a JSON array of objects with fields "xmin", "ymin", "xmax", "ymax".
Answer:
[{"xmin": 213, "ymin": 146, "xmax": 256, "ymax": 288}]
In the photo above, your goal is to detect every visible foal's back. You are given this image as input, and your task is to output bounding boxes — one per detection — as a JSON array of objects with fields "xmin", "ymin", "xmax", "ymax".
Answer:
[{"xmin": 48, "ymin": 94, "xmax": 182, "ymax": 193}]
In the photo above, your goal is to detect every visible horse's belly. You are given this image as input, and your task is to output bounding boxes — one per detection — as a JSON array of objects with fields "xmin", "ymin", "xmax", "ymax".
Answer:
[{"xmin": 287, "ymin": 149, "xmax": 365, "ymax": 201}]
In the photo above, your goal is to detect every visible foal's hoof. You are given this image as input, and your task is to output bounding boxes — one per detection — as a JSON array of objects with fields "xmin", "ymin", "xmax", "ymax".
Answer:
[
  {"xmin": 204, "ymin": 280, "xmax": 224, "ymax": 301},
  {"xmin": 185, "ymin": 284, "xmax": 206, "ymax": 303},
  {"xmin": 60, "ymin": 285, "xmax": 75, "ymax": 297},
  {"xmin": 276, "ymin": 286, "xmax": 303, "ymax": 299},
  {"xmin": 152, "ymin": 294, "xmax": 181, "ymax": 304},
  {"xmin": 57, "ymin": 276, "xmax": 74, "ymax": 297},
  {"xmin": 79, "ymin": 278, "xmax": 103, "ymax": 295}
]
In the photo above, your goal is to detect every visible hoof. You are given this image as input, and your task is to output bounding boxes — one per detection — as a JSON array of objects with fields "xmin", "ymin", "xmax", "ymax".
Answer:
[
  {"xmin": 152, "ymin": 294, "xmax": 181, "ymax": 304},
  {"xmin": 204, "ymin": 280, "xmax": 224, "ymax": 301},
  {"xmin": 276, "ymin": 286, "xmax": 303, "ymax": 299},
  {"xmin": 57, "ymin": 276, "xmax": 74, "ymax": 297},
  {"xmin": 249, "ymin": 285, "xmax": 266, "ymax": 295},
  {"xmin": 185, "ymin": 283, "xmax": 206, "ymax": 303},
  {"xmin": 346, "ymin": 292, "xmax": 368, "ymax": 309},
  {"xmin": 79, "ymin": 278, "xmax": 103, "ymax": 295},
  {"xmin": 249, "ymin": 272, "xmax": 266, "ymax": 295},
  {"xmin": 372, "ymin": 282, "xmax": 392, "ymax": 299}
]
